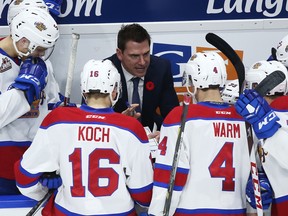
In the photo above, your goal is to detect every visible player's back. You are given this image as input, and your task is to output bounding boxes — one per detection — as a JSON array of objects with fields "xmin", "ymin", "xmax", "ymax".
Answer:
[
  {"xmin": 262, "ymin": 96, "xmax": 288, "ymax": 215},
  {"xmin": 155, "ymin": 102, "xmax": 250, "ymax": 215},
  {"xmin": 18, "ymin": 105, "xmax": 153, "ymax": 215}
]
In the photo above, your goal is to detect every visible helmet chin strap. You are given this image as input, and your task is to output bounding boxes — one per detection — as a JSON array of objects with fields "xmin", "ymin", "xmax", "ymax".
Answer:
[
  {"xmin": 191, "ymin": 87, "xmax": 198, "ymax": 104},
  {"xmin": 13, "ymin": 39, "xmax": 30, "ymax": 58}
]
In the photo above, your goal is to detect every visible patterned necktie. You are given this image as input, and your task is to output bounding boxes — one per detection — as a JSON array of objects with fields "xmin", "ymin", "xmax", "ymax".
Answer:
[{"xmin": 131, "ymin": 77, "xmax": 141, "ymax": 113}]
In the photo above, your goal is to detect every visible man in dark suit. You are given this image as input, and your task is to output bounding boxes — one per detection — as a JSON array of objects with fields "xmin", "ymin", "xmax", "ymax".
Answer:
[{"xmin": 106, "ymin": 23, "xmax": 179, "ymax": 131}]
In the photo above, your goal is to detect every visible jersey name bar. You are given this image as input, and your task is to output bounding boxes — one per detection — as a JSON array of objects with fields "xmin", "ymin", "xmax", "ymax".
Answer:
[
  {"xmin": 78, "ymin": 126, "xmax": 110, "ymax": 142},
  {"xmin": 213, "ymin": 122, "xmax": 240, "ymax": 138}
]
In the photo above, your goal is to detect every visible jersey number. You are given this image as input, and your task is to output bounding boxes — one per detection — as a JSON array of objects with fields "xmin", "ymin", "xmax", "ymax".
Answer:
[
  {"xmin": 69, "ymin": 148, "xmax": 120, "ymax": 197},
  {"xmin": 208, "ymin": 142, "xmax": 235, "ymax": 191}
]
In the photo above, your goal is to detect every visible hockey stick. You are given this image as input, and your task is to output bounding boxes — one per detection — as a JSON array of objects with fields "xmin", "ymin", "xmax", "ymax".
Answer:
[
  {"xmin": 26, "ymin": 189, "xmax": 54, "ymax": 216},
  {"xmin": 64, "ymin": 33, "xmax": 80, "ymax": 106},
  {"xmin": 163, "ymin": 94, "xmax": 191, "ymax": 216},
  {"xmin": 205, "ymin": 32, "xmax": 245, "ymax": 92}
]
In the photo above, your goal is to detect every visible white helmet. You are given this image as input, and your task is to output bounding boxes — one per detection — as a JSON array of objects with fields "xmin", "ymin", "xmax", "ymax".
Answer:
[
  {"xmin": 245, "ymin": 60, "xmax": 288, "ymax": 96},
  {"xmin": 10, "ymin": 7, "xmax": 59, "ymax": 57},
  {"xmin": 183, "ymin": 51, "xmax": 227, "ymax": 94},
  {"xmin": 221, "ymin": 79, "xmax": 239, "ymax": 104},
  {"xmin": 276, "ymin": 34, "xmax": 288, "ymax": 67},
  {"xmin": 7, "ymin": 0, "xmax": 48, "ymax": 26},
  {"xmin": 81, "ymin": 59, "xmax": 121, "ymax": 106}
]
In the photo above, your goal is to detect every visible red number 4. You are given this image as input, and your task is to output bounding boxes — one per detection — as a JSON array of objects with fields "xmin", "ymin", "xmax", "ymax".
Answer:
[{"xmin": 209, "ymin": 142, "xmax": 235, "ymax": 191}]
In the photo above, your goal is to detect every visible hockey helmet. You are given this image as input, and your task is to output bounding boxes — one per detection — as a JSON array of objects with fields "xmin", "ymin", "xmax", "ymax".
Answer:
[
  {"xmin": 183, "ymin": 51, "xmax": 227, "ymax": 95},
  {"xmin": 7, "ymin": 0, "xmax": 48, "ymax": 26},
  {"xmin": 81, "ymin": 59, "xmax": 121, "ymax": 106},
  {"xmin": 276, "ymin": 34, "xmax": 288, "ymax": 67},
  {"xmin": 10, "ymin": 7, "xmax": 59, "ymax": 58},
  {"xmin": 245, "ymin": 60, "xmax": 288, "ymax": 96}
]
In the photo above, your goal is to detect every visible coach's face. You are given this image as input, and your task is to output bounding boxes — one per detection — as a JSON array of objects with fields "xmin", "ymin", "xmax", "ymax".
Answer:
[{"xmin": 116, "ymin": 39, "xmax": 150, "ymax": 77}]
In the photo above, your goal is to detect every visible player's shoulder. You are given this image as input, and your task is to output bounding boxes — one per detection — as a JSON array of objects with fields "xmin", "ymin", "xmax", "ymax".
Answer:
[
  {"xmin": 109, "ymin": 112, "xmax": 148, "ymax": 141},
  {"xmin": 271, "ymin": 96, "xmax": 288, "ymax": 110},
  {"xmin": 163, "ymin": 103, "xmax": 242, "ymax": 126},
  {"xmin": 41, "ymin": 106, "xmax": 80, "ymax": 128}
]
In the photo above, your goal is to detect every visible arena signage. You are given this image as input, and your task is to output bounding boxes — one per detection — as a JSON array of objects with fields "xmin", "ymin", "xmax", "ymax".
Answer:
[{"xmin": 1, "ymin": 0, "xmax": 288, "ymax": 26}]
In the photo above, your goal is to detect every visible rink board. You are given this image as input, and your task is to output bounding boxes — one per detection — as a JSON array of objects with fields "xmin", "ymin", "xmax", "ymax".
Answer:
[{"xmin": 0, "ymin": 195, "xmax": 42, "ymax": 216}]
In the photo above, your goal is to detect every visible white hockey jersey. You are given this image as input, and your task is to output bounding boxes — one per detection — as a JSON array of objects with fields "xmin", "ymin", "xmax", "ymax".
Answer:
[
  {"xmin": 15, "ymin": 105, "xmax": 153, "ymax": 215},
  {"xmin": 149, "ymin": 102, "xmax": 251, "ymax": 216},
  {"xmin": 260, "ymin": 96, "xmax": 288, "ymax": 216},
  {"xmin": 0, "ymin": 48, "xmax": 60, "ymax": 186}
]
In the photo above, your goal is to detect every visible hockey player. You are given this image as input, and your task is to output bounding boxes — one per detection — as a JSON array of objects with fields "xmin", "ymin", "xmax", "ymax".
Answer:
[
  {"xmin": 0, "ymin": 7, "xmax": 59, "ymax": 194},
  {"xmin": 236, "ymin": 60, "xmax": 288, "ymax": 216},
  {"xmin": 148, "ymin": 52, "xmax": 251, "ymax": 215},
  {"xmin": 14, "ymin": 59, "xmax": 153, "ymax": 215}
]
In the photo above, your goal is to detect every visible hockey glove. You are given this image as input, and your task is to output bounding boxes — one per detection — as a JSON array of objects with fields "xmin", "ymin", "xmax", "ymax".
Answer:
[
  {"xmin": 246, "ymin": 172, "xmax": 273, "ymax": 210},
  {"xmin": 44, "ymin": 0, "xmax": 63, "ymax": 16},
  {"xmin": 39, "ymin": 171, "xmax": 62, "ymax": 189},
  {"xmin": 11, "ymin": 57, "xmax": 48, "ymax": 105},
  {"xmin": 235, "ymin": 89, "xmax": 280, "ymax": 139}
]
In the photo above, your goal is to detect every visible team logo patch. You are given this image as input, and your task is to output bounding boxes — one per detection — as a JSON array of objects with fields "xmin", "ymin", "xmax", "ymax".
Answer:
[
  {"xmin": 0, "ymin": 57, "xmax": 12, "ymax": 73},
  {"xmin": 20, "ymin": 100, "xmax": 40, "ymax": 118},
  {"xmin": 258, "ymin": 145, "xmax": 268, "ymax": 163},
  {"xmin": 252, "ymin": 62, "xmax": 262, "ymax": 69},
  {"xmin": 13, "ymin": 0, "xmax": 23, "ymax": 5},
  {"xmin": 35, "ymin": 22, "xmax": 47, "ymax": 31}
]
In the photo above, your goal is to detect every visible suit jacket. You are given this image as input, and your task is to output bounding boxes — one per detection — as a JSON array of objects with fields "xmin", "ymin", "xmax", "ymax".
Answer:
[{"xmin": 107, "ymin": 54, "xmax": 179, "ymax": 130}]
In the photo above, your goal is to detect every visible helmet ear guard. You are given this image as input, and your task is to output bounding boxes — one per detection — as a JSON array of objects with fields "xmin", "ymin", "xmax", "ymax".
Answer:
[
  {"xmin": 183, "ymin": 51, "xmax": 227, "ymax": 95},
  {"xmin": 10, "ymin": 7, "xmax": 59, "ymax": 58},
  {"xmin": 221, "ymin": 79, "xmax": 239, "ymax": 104},
  {"xmin": 245, "ymin": 60, "xmax": 288, "ymax": 96},
  {"xmin": 80, "ymin": 59, "xmax": 121, "ymax": 106}
]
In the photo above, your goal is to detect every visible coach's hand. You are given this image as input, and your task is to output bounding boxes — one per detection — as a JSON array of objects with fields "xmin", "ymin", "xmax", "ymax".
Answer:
[
  {"xmin": 122, "ymin": 103, "xmax": 141, "ymax": 119},
  {"xmin": 11, "ymin": 57, "xmax": 48, "ymax": 105}
]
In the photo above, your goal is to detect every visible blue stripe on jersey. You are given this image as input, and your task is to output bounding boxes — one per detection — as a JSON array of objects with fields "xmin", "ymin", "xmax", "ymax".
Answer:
[
  {"xmin": 175, "ymin": 207, "xmax": 246, "ymax": 214},
  {"xmin": 19, "ymin": 163, "xmax": 42, "ymax": 179},
  {"xmin": 154, "ymin": 163, "xmax": 189, "ymax": 174},
  {"xmin": 128, "ymin": 183, "xmax": 153, "ymax": 193},
  {"xmin": 153, "ymin": 181, "xmax": 183, "ymax": 191},
  {"xmin": 273, "ymin": 194, "xmax": 288, "ymax": 204},
  {"xmin": 16, "ymin": 162, "xmax": 41, "ymax": 188},
  {"xmin": 0, "ymin": 141, "xmax": 31, "ymax": 147},
  {"xmin": 55, "ymin": 202, "xmax": 135, "ymax": 215}
]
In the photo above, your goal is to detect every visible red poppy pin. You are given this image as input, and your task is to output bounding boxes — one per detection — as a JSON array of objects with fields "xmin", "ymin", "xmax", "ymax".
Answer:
[{"xmin": 146, "ymin": 81, "xmax": 155, "ymax": 91}]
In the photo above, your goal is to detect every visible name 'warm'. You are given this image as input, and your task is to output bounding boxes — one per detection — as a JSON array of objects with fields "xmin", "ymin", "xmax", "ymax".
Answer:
[{"xmin": 213, "ymin": 122, "xmax": 240, "ymax": 138}]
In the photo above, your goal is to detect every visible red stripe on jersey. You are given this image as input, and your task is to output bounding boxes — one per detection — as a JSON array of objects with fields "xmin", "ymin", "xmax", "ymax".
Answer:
[
  {"xmin": 154, "ymin": 166, "xmax": 188, "ymax": 188},
  {"xmin": 14, "ymin": 160, "xmax": 40, "ymax": 187},
  {"xmin": 174, "ymin": 213, "xmax": 246, "ymax": 216},
  {"xmin": 130, "ymin": 186, "xmax": 152, "ymax": 206},
  {"xmin": 0, "ymin": 146, "xmax": 28, "ymax": 179},
  {"xmin": 270, "ymin": 96, "xmax": 288, "ymax": 110},
  {"xmin": 272, "ymin": 201, "xmax": 288, "ymax": 216},
  {"xmin": 41, "ymin": 107, "xmax": 148, "ymax": 142},
  {"xmin": 164, "ymin": 103, "xmax": 243, "ymax": 125}
]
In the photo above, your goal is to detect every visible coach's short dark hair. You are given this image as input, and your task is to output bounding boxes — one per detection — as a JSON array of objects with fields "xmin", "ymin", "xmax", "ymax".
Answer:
[{"xmin": 117, "ymin": 23, "xmax": 151, "ymax": 51}]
